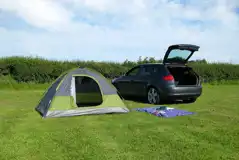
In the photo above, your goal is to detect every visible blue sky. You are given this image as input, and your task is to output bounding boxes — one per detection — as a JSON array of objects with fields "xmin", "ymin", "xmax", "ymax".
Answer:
[{"xmin": 0, "ymin": 0, "xmax": 239, "ymax": 63}]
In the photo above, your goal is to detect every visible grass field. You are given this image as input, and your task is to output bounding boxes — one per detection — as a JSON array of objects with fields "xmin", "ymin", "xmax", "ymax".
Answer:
[{"xmin": 0, "ymin": 85, "xmax": 239, "ymax": 160}]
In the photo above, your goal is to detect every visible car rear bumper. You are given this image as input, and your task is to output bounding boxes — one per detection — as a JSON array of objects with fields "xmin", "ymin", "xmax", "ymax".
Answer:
[{"xmin": 163, "ymin": 85, "xmax": 202, "ymax": 100}]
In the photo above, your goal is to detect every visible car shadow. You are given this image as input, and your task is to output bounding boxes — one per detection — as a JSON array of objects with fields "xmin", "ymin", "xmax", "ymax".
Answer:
[{"xmin": 122, "ymin": 96, "xmax": 194, "ymax": 105}]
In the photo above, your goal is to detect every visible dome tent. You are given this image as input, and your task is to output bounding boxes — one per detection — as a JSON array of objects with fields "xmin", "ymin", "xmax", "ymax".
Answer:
[{"xmin": 35, "ymin": 68, "xmax": 129, "ymax": 118}]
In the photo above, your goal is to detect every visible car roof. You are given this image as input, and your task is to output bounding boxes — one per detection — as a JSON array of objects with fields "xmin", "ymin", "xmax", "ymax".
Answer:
[
  {"xmin": 138, "ymin": 63, "xmax": 164, "ymax": 67},
  {"xmin": 138, "ymin": 63, "xmax": 187, "ymax": 68}
]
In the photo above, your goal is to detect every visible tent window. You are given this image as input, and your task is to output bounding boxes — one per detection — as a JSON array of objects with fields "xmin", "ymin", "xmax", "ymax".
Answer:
[{"xmin": 74, "ymin": 76, "xmax": 103, "ymax": 107}]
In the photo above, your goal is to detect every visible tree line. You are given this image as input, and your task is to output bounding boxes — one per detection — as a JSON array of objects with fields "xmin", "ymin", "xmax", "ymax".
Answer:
[{"xmin": 0, "ymin": 56, "xmax": 239, "ymax": 83}]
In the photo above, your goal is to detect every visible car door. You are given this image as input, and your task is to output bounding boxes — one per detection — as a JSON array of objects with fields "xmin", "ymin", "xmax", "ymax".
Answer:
[
  {"xmin": 116, "ymin": 66, "xmax": 141, "ymax": 96},
  {"xmin": 129, "ymin": 66, "xmax": 151, "ymax": 96}
]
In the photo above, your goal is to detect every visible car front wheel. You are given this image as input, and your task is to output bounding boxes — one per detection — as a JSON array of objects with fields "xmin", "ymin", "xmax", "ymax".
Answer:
[{"xmin": 147, "ymin": 87, "xmax": 160, "ymax": 104}]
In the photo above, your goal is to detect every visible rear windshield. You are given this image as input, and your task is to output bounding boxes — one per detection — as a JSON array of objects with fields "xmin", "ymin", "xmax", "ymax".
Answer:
[{"xmin": 167, "ymin": 49, "xmax": 192, "ymax": 62}]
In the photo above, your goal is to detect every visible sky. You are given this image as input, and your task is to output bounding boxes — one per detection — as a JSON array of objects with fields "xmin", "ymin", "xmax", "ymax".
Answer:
[{"xmin": 0, "ymin": 0, "xmax": 239, "ymax": 63}]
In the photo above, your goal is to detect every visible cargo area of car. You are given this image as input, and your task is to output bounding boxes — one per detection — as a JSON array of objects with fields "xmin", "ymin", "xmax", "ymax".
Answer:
[{"xmin": 167, "ymin": 66, "xmax": 199, "ymax": 86}]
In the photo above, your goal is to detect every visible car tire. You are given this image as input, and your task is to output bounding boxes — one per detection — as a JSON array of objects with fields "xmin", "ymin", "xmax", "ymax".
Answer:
[{"xmin": 147, "ymin": 87, "xmax": 160, "ymax": 104}]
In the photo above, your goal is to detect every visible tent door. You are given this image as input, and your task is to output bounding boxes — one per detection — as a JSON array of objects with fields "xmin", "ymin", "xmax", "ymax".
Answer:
[{"xmin": 71, "ymin": 76, "xmax": 76, "ymax": 104}]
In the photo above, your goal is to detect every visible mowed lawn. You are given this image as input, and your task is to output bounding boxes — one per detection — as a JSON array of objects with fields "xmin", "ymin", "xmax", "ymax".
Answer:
[{"xmin": 0, "ymin": 85, "xmax": 239, "ymax": 160}]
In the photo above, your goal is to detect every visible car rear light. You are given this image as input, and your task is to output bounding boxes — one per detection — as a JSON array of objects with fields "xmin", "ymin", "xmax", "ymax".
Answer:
[{"xmin": 163, "ymin": 75, "xmax": 174, "ymax": 81}]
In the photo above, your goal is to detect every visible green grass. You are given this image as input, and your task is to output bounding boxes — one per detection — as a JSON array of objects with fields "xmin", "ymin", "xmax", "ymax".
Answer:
[
  {"xmin": 0, "ymin": 76, "xmax": 49, "ymax": 90},
  {"xmin": 0, "ymin": 85, "xmax": 239, "ymax": 160}
]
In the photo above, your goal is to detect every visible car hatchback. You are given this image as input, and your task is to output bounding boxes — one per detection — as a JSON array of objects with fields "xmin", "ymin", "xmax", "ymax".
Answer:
[{"xmin": 112, "ymin": 44, "xmax": 202, "ymax": 104}]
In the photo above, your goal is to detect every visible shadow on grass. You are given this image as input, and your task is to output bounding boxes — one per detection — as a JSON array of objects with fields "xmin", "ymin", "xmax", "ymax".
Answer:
[{"xmin": 122, "ymin": 95, "xmax": 195, "ymax": 105}]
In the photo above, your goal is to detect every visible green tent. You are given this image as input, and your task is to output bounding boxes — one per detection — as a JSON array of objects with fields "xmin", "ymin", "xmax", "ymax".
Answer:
[{"xmin": 35, "ymin": 68, "xmax": 129, "ymax": 118}]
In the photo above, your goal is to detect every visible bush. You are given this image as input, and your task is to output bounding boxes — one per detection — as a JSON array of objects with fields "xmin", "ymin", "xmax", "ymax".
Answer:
[{"xmin": 1, "ymin": 56, "xmax": 239, "ymax": 84}]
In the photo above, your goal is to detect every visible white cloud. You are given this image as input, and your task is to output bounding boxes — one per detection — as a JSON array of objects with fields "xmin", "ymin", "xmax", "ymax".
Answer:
[
  {"xmin": 0, "ymin": 0, "xmax": 73, "ymax": 31},
  {"xmin": 0, "ymin": 0, "xmax": 239, "ymax": 63}
]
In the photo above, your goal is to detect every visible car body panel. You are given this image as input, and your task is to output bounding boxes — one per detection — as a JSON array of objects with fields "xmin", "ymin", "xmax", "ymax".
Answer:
[
  {"xmin": 113, "ymin": 67, "xmax": 151, "ymax": 97},
  {"xmin": 163, "ymin": 85, "xmax": 202, "ymax": 96}
]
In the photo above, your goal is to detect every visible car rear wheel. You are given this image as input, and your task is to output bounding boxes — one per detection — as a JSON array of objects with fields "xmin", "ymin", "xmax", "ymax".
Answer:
[{"xmin": 147, "ymin": 87, "xmax": 160, "ymax": 104}]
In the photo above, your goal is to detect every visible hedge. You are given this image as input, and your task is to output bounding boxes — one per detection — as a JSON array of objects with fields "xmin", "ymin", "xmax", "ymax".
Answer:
[{"xmin": 1, "ymin": 56, "xmax": 239, "ymax": 83}]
